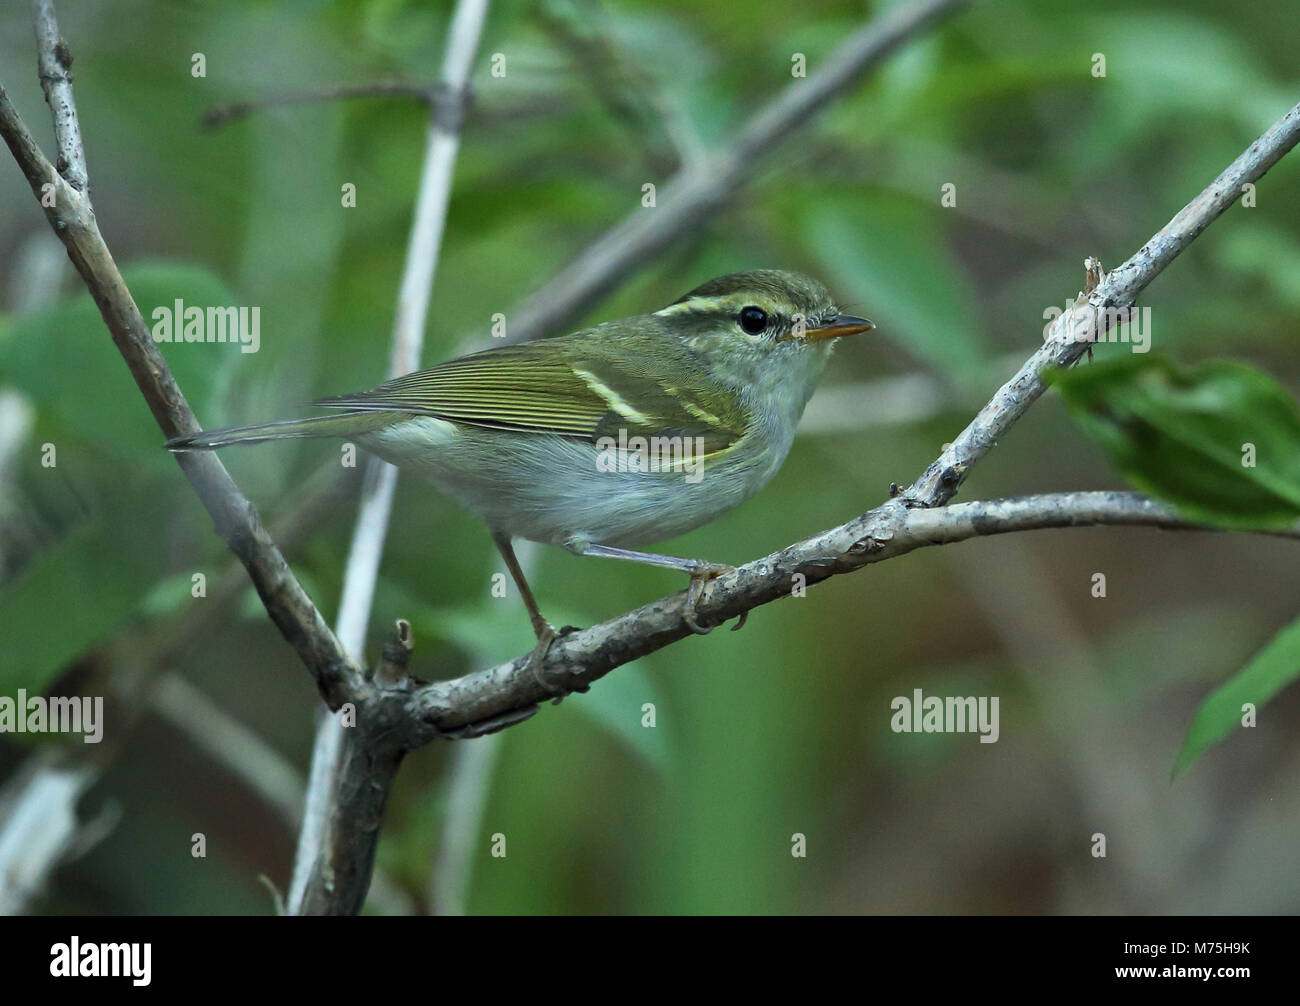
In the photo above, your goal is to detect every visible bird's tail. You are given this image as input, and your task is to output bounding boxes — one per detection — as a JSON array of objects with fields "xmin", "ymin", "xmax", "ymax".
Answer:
[{"xmin": 166, "ymin": 410, "xmax": 405, "ymax": 451}]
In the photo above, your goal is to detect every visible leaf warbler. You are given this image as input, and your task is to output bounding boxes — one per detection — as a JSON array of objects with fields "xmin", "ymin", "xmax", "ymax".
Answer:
[{"xmin": 168, "ymin": 270, "xmax": 872, "ymax": 674}]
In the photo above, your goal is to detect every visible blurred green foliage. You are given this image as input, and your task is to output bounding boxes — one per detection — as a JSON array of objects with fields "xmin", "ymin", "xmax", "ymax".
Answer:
[
  {"xmin": 2, "ymin": 0, "xmax": 1300, "ymax": 915},
  {"xmin": 1050, "ymin": 356, "xmax": 1300, "ymax": 531},
  {"xmin": 1174, "ymin": 614, "xmax": 1300, "ymax": 779},
  {"xmin": 1050, "ymin": 354, "xmax": 1300, "ymax": 772}
]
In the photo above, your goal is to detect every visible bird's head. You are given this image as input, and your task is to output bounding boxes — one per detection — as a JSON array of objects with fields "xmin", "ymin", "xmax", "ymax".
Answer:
[{"xmin": 654, "ymin": 268, "xmax": 873, "ymax": 402}]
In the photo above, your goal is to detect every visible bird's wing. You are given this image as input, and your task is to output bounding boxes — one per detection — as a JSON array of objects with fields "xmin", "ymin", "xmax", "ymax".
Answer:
[{"xmin": 311, "ymin": 337, "xmax": 748, "ymax": 453}]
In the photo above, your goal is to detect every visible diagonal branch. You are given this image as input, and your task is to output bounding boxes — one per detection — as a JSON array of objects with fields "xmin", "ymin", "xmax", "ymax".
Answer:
[
  {"xmin": 399, "ymin": 489, "xmax": 1300, "ymax": 737},
  {"xmin": 0, "ymin": 6, "xmax": 360, "ymax": 708},
  {"xmin": 905, "ymin": 101, "xmax": 1300, "ymax": 508}
]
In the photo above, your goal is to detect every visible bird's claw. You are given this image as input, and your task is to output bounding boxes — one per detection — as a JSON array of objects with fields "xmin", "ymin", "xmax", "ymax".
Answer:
[
  {"xmin": 682, "ymin": 562, "xmax": 733, "ymax": 635},
  {"xmin": 527, "ymin": 622, "xmax": 565, "ymax": 702}
]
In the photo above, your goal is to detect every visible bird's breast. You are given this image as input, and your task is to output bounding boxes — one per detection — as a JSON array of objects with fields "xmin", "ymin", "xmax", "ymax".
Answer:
[{"xmin": 356, "ymin": 417, "xmax": 789, "ymax": 548}]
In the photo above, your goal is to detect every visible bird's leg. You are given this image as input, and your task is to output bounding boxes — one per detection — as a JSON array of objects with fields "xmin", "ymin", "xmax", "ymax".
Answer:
[
  {"xmin": 491, "ymin": 532, "xmax": 562, "ymax": 696},
  {"xmin": 568, "ymin": 541, "xmax": 734, "ymax": 635}
]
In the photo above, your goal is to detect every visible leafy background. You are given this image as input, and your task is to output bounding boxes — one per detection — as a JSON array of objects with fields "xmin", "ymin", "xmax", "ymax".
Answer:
[{"xmin": 1, "ymin": 0, "xmax": 1299, "ymax": 914}]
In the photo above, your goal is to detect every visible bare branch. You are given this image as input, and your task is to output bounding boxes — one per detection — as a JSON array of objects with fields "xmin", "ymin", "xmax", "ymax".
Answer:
[
  {"xmin": 401, "ymin": 490, "xmax": 1300, "ymax": 735},
  {"xmin": 374, "ymin": 620, "xmax": 415, "ymax": 687},
  {"xmin": 0, "ymin": 82, "xmax": 64, "ymax": 202},
  {"xmin": 334, "ymin": 0, "xmax": 490, "ymax": 665},
  {"xmin": 905, "ymin": 102, "xmax": 1300, "ymax": 507},
  {"xmin": 31, "ymin": 0, "xmax": 87, "ymax": 192}
]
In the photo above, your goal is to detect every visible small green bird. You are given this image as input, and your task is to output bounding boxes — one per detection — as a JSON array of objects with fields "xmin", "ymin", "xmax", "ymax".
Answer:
[{"xmin": 168, "ymin": 269, "xmax": 872, "ymax": 675}]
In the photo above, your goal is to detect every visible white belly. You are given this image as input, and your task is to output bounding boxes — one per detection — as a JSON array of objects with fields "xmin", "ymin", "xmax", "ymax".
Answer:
[{"xmin": 357, "ymin": 417, "xmax": 787, "ymax": 548}]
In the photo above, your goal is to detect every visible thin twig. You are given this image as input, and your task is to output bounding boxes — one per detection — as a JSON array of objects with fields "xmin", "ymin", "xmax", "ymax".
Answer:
[
  {"xmin": 535, "ymin": 0, "xmax": 698, "ymax": 174},
  {"xmin": 288, "ymin": 0, "xmax": 491, "ymax": 917},
  {"xmin": 202, "ymin": 81, "xmax": 443, "ymax": 130},
  {"xmin": 493, "ymin": 0, "xmax": 978, "ymax": 346},
  {"xmin": 430, "ymin": 734, "xmax": 502, "ymax": 915},
  {"xmin": 374, "ymin": 620, "xmax": 415, "ymax": 687},
  {"xmin": 905, "ymin": 101, "xmax": 1300, "ymax": 507},
  {"xmin": 31, "ymin": 0, "xmax": 87, "ymax": 192}
]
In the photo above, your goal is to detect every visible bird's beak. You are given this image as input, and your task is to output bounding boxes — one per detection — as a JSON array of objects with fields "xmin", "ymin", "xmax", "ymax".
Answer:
[{"xmin": 787, "ymin": 315, "xmax": 875, "ymax": 343}]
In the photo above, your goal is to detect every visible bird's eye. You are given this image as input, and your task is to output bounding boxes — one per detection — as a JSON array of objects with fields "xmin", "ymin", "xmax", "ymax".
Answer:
[{"xmin": 737, "ymin": 306, "xmax": 768, "ymax": 335}]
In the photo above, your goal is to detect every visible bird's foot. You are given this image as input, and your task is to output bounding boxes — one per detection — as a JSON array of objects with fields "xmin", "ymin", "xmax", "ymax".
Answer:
[
  {"xmin": 682, "ymin": 561, "xmax": 734, "ymax": 635},
  {"xmin": 527, "ymin": 621, "xmax": 562, "ymax": 700},
  {"xmin": 527, "ymin": 622, "xmax": 584, "ymax": 703}
]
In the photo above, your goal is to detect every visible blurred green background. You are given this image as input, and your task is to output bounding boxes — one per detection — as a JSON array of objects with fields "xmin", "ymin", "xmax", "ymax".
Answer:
[{"xmin": 2, "ymin": 0, "xmax": 1299, "ymax": 914}]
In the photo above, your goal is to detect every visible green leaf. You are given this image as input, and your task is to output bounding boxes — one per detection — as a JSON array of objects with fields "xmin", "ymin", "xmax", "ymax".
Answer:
[
  {"xmin": 1083, "ymin": 12, "xmax": 1287, "ymax": 138},
  {"xmin": 139, "ymin": 571, "xmax": 203, "ymax": 619},
  {"xmin": 1048, "ymin": 355, "xmax": 1300, "ymax": 529},
  {"xmin": 1174, "ymin": 614, "xmax": 1300, "ymax": 777},
  {"xmin": 0, "ymin": 262, "xmax": 241, "ymax": 470},
  {"xmin": 0, "ymin": 481, "xmax": 177, "ymax": 698},
  {"xmin": 567, "ymin": 657, "xmax": 669, "ymax": 776}
]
